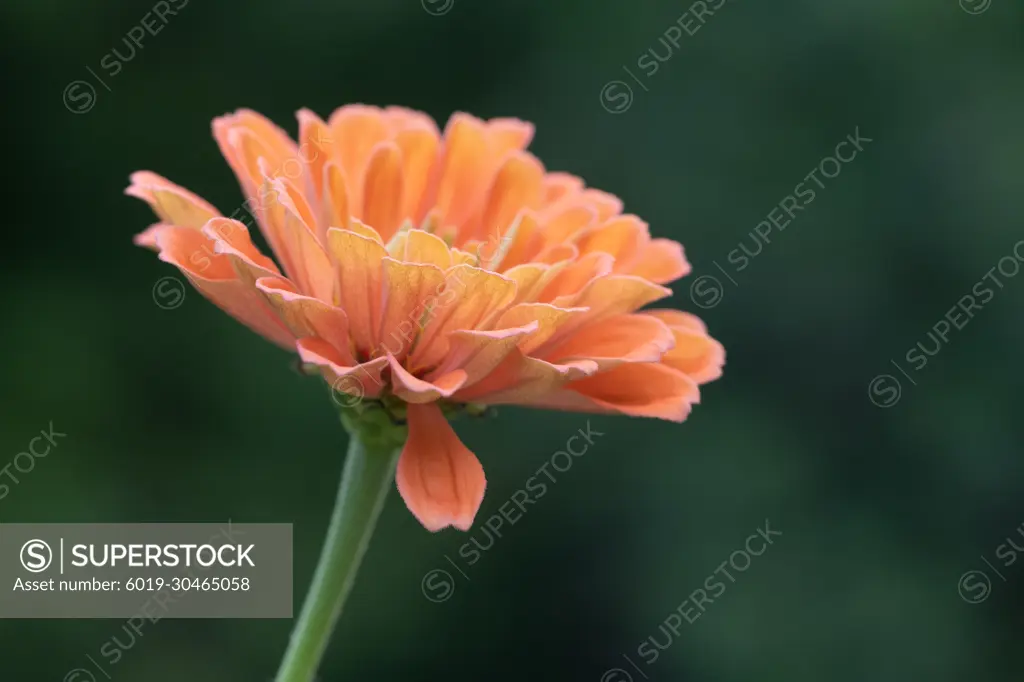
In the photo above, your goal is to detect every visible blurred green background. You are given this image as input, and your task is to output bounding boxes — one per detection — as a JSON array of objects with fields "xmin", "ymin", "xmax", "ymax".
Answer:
[{"xmin": 2, "ymin": 0, "xmax": 1023, "ymax": 680}]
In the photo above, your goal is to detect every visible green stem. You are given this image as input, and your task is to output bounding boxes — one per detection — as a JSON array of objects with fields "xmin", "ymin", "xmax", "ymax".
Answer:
[{"xmin": 274, "ymin": 432, "xmax": 400, "ymax": 682}]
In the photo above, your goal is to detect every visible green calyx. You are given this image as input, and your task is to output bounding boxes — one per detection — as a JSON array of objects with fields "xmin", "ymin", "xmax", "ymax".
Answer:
[
  {"xmin": 339, "ymin": 398, "xmax": 409, "ymax": 453},
  {"xmin": 333, "ymin": 389, "xmax": 495, "ymax": 453}
]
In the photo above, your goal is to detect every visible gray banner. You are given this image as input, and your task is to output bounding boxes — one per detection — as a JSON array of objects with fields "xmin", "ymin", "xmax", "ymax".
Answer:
[{"xmin": 0, "ymin": 522, "xmax": 291, "ymax": 618}]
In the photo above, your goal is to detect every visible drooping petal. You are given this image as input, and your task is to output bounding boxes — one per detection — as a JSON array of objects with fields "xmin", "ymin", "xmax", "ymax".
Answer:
[{"xmin": 396, "ymin": 402, "xmax": 486, "ymax": 532}]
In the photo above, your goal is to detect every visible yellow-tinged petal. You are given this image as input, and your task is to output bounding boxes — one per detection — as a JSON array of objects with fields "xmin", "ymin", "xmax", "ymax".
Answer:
[
  {"xmin": 427, "ymin": 323, "xmax": 539, "ymax": 387},
  {"xmin": 377, "ymin": 258, "xmax": 447, "ymax": 363},
  {"xmin": 326, "ymin": 228, "xmax": 389, "ymax": 354},
  {"xmin": 493, "ymin": 303, "xmax": 589, "ymax": 354},
  {"xmin": 260, "ymin": 173, "xmax": 335, "ymax": 302},
  {"xmin": 409, "ymin": 265, "xmax": 517, "ymax": 372},
  {"xmin": 256, "ymin": 276, "xmax": 355, "ymax": 365},
  {"xmin": 403, "ymin": 229, "xmax": 453, "ymax": 269},
  {"xmin": 126, "ymin": 172, "xmax": 219, "ymax": 230}
]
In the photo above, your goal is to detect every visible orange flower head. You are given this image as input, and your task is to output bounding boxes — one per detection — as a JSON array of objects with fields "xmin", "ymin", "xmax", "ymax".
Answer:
[{"xmin": 129, "ymin": 105, "xmax": 724, "ymax": 532}]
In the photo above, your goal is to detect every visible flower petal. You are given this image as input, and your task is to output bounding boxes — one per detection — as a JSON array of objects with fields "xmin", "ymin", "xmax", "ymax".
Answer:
[
  {"xmin": 576, "ymin": 215, "xmax": 649, "ymax": 270},
  {"xmin": 551, "ymin": 362, "xmax": 700, "ymax": 422},
  {"xmin": 434, "ymin": 114, "xmax": 490, "ymax": 234},
  {"xmin": 539, "ymin": 313, "xmax": 675, "ymax": 371},
  {"xmin": 297, "ymin": 108, "xmax": 334, "ymax": 200},
  {"xmin": 394, "ymin": 127, "xmax": 440, "ymax": 224},
  {"xmin": 362, "ymin": 142, "xmax": 405, "ymax": 242},
  {"xmin": 326, "ymin": 228, "xmax": 389, "ymax": 354},
  {"xmin": 428, "ymin": 323, "xmax": 539, "ymax": 387},
  {"xmin": 409, "ymin": 265, "xmax": 517, "ymax": 372},
  {"xmin": 378, "ymin": 258, "xmax": 447, "ymax": 363},
  {"xmin": 329, "ymin": 105, "xmax": 389, "ymax": 218},
  {"xmin": 396, "ymin": 402, "xmax": 486, "ymax": 532},
  {"xmin": 629, "ymin": 239, "xmax": 691, "ymax": 284},
  {"xmin": 126, "ymin": 172, "xmax": 219, "ymax": 230},
  {"xmin": 260, "ymin": 174, "xmax": 335, "ymax": 302},
  {"xmin": 256, "ymin": 277, "xmax": 355, "ymax": 365},
  {"xmin": 147, "ymin": 223, "xmax": 295, "ymax": 349},
  {"xmin": 296, "ymin": 338, "xmax": 388, "ymax": 400},
  {"xmin": 493, "ymin": 302, "xmax": 588, "ymax": 354},
  {"xmin": 478, "ymin": 152, "xmax": 544, "ymax": 243},
  {"xmin": 641, "ymin": 310, "xmax": 724, "ymax": 384},
  {"xmin": 403, "ymin": 229, "xmax": 453, "ymax": 269},
  {"xmin": 387, "ymin": 355, "xmax": 467, "ymax": 403},
  {"xmin": 321, "ymin": 161, "xmax": 350, "ymax": 241},
  {"xmin": 455, "ymin": 350, "xmax": 597, "ymax": 404}
]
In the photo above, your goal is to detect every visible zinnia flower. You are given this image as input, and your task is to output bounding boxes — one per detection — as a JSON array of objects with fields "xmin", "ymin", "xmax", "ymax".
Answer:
[{"xmin": 129, "ymin": 105, "xmax": 724, "ymax": 533}]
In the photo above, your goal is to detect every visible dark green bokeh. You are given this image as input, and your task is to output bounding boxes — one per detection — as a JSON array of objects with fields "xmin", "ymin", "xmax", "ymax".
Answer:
[{"xmin": 3, "ymin": 0, "xmax": 1023, "ymax": 680}]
